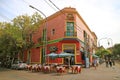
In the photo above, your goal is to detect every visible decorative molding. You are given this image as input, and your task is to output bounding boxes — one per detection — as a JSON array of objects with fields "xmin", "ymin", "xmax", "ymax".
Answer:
[{"xmin": 67, "ymin": 13, "xmax": 74, "ymax": 20}]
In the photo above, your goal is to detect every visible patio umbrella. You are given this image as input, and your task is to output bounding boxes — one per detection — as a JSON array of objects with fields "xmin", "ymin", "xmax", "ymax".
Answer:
[
  {"xmin": 58, "ymin": 52, "xmax": 74, "ymax": 67},
  {"xmin": 46, "ymin": 52, "xmax": 58, "ymax": 59},
  {"xmin": 58, "ymin": 52, "xmax": 74, "ymax": 58},
  {"xmin": 45, "ymin": 52, "xmax": 59, "ymax": 64}
]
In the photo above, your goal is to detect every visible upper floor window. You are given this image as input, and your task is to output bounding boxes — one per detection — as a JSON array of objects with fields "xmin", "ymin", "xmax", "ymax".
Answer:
[
  {"xmin": 83, "ymin": 31, "xmax": 87, "ymax": 38},
  {"xmin": 66, "ymin": 22, "xmax": 74, "ymax": 36},
  {"xmin": 51, "ymin": 29, "xmax": 55, "ymax": 35}
]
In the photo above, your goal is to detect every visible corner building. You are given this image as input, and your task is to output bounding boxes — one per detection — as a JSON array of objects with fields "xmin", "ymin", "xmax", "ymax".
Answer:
[{"xmin": 24, "ymin": 7, "xmax": 97, "ymax": 66}]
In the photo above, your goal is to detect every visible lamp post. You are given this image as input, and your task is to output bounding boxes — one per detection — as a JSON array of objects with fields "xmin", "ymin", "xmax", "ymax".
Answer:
[
  {"xmin": 107, "ymin": 38, "xmax": 113, "ymax": 47},
  {"xmin": 98, "ymin": 37, "xmax": 113, "ymax": 48},
  {"xmin": 29, "ymin": 5, "xmax": 47, "ymax": 18},
  {"xmin": 98, "ymin": 37, "xmax": 107, "ymax": 47},
  {"xmin": 29, "ymin": 5, "xmax": 47, "ymax": 64},
  {"xmin": 98, "ymin": 37, "xmax": 113, "ymax": 61}
]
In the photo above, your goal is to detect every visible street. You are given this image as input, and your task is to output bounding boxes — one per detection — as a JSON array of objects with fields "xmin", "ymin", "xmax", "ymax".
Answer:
[{"xmin": 0, "ymin": 62, "xmax": 120, "ymax": 80}]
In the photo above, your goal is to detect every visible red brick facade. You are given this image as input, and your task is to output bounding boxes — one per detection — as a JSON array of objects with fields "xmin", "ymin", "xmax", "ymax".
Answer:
[{"xmin": 24, "ymin": 7, "xmax": 97, "ymax": 65}]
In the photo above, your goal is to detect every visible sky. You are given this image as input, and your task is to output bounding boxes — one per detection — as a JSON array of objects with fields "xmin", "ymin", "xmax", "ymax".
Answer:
[{"xmin": 0, "ymin": 0, "xmax": 120, "ymax": 48}]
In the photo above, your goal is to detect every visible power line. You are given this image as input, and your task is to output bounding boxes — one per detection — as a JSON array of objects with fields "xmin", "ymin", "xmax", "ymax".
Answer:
[
  {"xmin": 22, "ymin": 0, "xmax": 83, "ymax": 33},
  {"xmin": 29, "ymin": 5, "xmax": 47, "ymax": 18},
  {"xmin": 0, "ymin": 13, "xmax": 11, "ymax": 22},
  {"xmin": 0, "ymin": 1, "xmax": 17, "ymax": 22},
  {"xmin": 22, "ymin": 0, "xmax": 47, "ymax": 18},
  {"xmin": 48, "ymin": 0, "xmax": 83, "ymax": 33},
  {"xmin": 49, "ymin": 0, "xmax": 62, "ymax": 12},
  {"xmin": 48, "ymin": 0, "xmax": 83, "ymax": 32},
  {"xmin": 48, "ymin": 0, "xmax": 65, "ymax": 15},
  {"xmin": 22, "ymin": 0, "xmax": 30, "ymax": 5},
  {"xmin": 44, "ymin": 0, "xmax": 57, "ymax": 12}
]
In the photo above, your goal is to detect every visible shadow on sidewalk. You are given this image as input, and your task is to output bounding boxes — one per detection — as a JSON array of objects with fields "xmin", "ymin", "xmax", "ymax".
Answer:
[{"xmin": 0, "ymin": 67, "xmax": 10, "ymax": 72}]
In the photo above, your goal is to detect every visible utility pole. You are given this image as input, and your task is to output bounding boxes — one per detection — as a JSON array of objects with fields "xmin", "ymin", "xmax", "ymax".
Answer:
[{"xmin": 29, "ymin": 5, "xmax": 47, "ymax": 65}]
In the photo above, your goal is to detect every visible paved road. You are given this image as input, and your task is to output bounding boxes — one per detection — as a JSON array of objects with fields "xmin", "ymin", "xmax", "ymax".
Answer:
[{"xmin": 0, "ymin": 62, "xmax": 120, "ymax": 80}]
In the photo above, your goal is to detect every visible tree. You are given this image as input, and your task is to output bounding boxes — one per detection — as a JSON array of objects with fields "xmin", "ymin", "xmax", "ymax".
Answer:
[
  {"xmin": 0, "ymin": 12, "xmax": 43, "ymax": 65},
  {"xmin": 0, "ymin": 22, "xmax": 21, "ymax": 67},
  {"xmin": 0, "ymin": 33, "xmax": 17, "ymax": 56},
  {"xmin": 12, "ymin": 12, "xmax": 43, "ymax": 61},
  {"xmin": 112, "ymin": 44, "xmax": 120, "ymax": 59},
  {"xmin": 96, "ymin": 46, "xmax": 111, "ymax": 59}
]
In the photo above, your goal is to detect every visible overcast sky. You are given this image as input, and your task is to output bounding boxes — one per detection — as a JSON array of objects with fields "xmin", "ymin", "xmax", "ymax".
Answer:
[{"xmin": 0, "ymin": 0, "xmax": 120, "ymax": 48}]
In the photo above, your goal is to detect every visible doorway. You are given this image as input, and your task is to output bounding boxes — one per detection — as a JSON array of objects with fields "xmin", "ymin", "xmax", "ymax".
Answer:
[
  {"xmin": 63, "ymin": 44, "xmax": 75, "ymax": 65},
  {"xmin": 64, "ymin": 49, "xmax": 75, "ymax": 65}
]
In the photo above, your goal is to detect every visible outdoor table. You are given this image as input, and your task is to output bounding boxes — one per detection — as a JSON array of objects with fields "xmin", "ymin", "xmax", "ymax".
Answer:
[
  {"xmin": 56, "ymin": 66, "xmax": 66, "ymax": 74},
  {"xmin": 71, "ymin": 65, "xmax": 81, "ymax": 74},
  {"xmin": 43, "ymin": 65, "xmax": 51, "ymax": 72}
]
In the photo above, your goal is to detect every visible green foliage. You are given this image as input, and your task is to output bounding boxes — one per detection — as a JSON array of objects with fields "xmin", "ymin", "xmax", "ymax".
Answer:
[
  {"xmin": 12, "ymin": 12, "xmax": 43, "ymax": 49},
  {"xmin": 95, "ymin": 48, "xmax": 111, "ymax": 58},
  {"xmin": 113, "ymin": 44, "xmax": 120, "ymax": 57},
  {"xmin": 0, "ymin": 33, "xmax": 17, "ymax": 57},
  {"xmin": 13, "ymin": 12, "xmax": 42, "ymax": 35},
  {"xmin": 0, "ymin": 12, "xmax": 43, "ymax": 60}
]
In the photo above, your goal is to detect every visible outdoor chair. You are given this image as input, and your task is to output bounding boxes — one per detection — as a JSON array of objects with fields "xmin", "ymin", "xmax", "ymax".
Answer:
[
  {"xmin": 43, "ymin": 65, "xmax": 51, "ymax": 73},
  {"xmin": 71, "ymin": 65, "xmax": 81, "ymax": 74},
  {"xmin": 56, "ymin": 66, "xmax": 66, "ymax": 74}
]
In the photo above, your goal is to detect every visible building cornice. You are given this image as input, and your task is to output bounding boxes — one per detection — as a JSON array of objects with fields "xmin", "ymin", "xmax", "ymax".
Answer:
[{"xmin": 41, "ymin": 7, "xmax": 96, "ymax": 36}]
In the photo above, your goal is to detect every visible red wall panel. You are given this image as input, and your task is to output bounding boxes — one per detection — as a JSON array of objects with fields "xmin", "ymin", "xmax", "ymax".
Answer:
[{"xmin": 31, "ymin": 48, "xmax": 40, "ymax": 63}]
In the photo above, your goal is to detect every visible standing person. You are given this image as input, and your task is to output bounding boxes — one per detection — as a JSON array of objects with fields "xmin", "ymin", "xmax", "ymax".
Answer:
[
  {"xmin": 105, "ymin": 59, "xmax": 109, "ymax": 67},
  {"xmin": 71, "ymin": 56, "xmax": 74, "ymax": 65},
  {"xmin": 112, "ymin": 59, "xmax": 115, "ymax": 66},
  {"xmin": 0, "ymin": 61, "xmax": 1, "ymax": 68},
  {"xmin": 96, "ymin": 58, "xmax": 99, "ymax": 67},
  {"xmin": 93, "ymin": 58, "xmax": 97, "ymax": 69},
  {"xmin": 109, "ymin": 59, "xmax": 112, "ymax": 67}
]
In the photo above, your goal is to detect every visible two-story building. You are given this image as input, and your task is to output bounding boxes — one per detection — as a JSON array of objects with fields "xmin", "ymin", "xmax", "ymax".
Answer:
[{"xmin": 23, "ymin": 7, "xmax": 97, "ymax": 66}]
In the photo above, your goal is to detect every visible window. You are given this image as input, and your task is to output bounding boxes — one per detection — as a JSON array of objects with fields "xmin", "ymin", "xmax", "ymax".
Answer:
[
  {"xmin": 83, "ymin": 31, "xmax": 87, "ymax": 38},
  {"xmin": 66, "ymin": 22, "xmax": 74, "ymax": 36},
  {"xmin": 51, "ymin": 29, "xmax": 55, "ymax": 35}
]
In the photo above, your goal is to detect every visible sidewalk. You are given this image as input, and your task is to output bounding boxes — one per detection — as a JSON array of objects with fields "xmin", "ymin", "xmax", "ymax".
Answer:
[
  {"xmin": 79, "ymin": 62, "xmax": 120, "ymax": 80},
  {"xmin": 52, "ymin": 62, "xmax": 120, "ymax": 80},
  {"xmin": 0, "ymin": 62, "xmax": 120, "ymax": 80}
]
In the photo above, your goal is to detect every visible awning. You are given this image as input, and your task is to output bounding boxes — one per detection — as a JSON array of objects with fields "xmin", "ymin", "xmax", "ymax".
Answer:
[{"xmin": 92, "ymin": 54, "xmax": 99, "ymax": 58}]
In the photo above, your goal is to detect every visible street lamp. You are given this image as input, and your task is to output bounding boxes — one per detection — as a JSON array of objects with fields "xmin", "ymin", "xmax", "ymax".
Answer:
[
  {"xmin": 98, "ymin": 37, "xmax": 113, "ymax": 48},
  {"xmin": 29, "ymin": 5, "xmax": 47, "ymax": 64},
  {"xmin": 98, "ymin": 37, "xmax": 107, "ymax": 47},
  {"xmin": 29, "ymin": 5, "xmax": 47, "ymax": 18},
  {"xmin": 107, "ymin": 38, "xmax": 113, "ymax": 47}
]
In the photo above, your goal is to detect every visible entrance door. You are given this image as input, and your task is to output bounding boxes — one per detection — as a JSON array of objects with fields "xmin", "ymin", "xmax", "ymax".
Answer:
[
  {"xmin": 63, "ymin": 44, "xmax": 75, "ymax": 65},
  {"xmin": 64, "ymin": 49, "xmax": 75, "ymax": 65}
]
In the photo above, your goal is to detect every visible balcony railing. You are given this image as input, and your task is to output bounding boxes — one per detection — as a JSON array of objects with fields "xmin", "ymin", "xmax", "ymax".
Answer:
[{"xmin": 64, "ymin": 31, "xmax": 77, "ymax": 37}]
